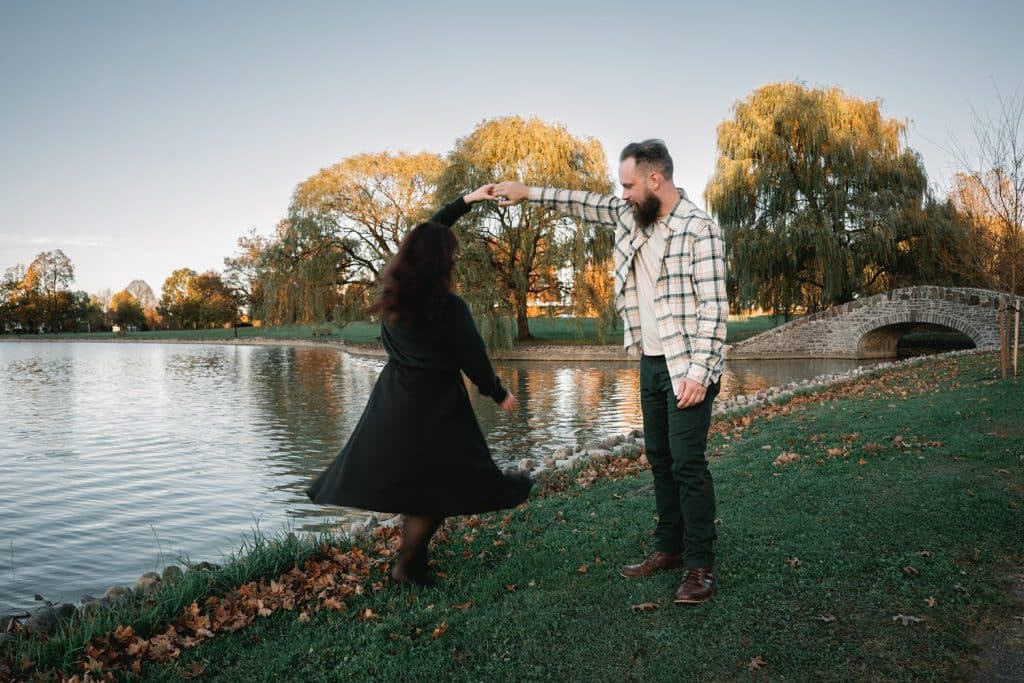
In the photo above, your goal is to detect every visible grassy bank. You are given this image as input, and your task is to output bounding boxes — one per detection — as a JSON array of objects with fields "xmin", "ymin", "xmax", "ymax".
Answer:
[
  {"xmin": 3, "ymin": 352, "xmax": 1021, "ymax": 681},
  {"xmin": 14, "ymin": 313, "xmax": 794, "ymax": 347}
]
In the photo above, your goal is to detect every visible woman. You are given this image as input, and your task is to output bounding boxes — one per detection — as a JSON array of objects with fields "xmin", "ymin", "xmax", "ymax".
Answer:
[{"xmin": 307, "ymin": 184, "xmax": 532, "ymax": 586}]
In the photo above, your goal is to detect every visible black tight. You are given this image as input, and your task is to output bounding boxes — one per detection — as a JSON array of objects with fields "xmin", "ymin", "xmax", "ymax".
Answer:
[{"xmin": 392, "ymin": 515, "xmax": 443, "ymax": 585}]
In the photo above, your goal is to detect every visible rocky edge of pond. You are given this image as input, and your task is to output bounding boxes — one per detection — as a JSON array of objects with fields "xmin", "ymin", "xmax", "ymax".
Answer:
[{"xmin": 0, "ymin": 347, "xmax": 986, "ymax": 640}]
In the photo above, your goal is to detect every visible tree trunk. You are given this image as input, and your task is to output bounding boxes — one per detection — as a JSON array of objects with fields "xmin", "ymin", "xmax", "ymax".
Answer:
[{"xmin": 514, "ymin": 291, "xmax": 532, "ymax": 341}]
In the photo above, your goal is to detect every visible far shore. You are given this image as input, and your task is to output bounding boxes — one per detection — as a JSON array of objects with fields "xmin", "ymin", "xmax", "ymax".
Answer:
[{"xmin": 0, "ymin": 334, "xmax": 643, "ymax": 362}]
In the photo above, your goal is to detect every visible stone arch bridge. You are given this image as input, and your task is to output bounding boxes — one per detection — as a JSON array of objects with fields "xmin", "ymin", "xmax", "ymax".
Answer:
[{"xmin": 726, "ymin": 286, "xmax": 1016, "ymax": 360}]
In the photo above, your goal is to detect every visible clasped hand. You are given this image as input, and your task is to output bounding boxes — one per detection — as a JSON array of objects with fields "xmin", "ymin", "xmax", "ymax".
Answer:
[{"xmin": 462, "ymin": 182, "xmax": 530, "ymax": 206}]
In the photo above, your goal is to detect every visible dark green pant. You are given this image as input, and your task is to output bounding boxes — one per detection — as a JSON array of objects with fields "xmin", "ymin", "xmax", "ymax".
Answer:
[{"xmin": 639, "ymin": 355, "xmax": 720, "ymax": 569}]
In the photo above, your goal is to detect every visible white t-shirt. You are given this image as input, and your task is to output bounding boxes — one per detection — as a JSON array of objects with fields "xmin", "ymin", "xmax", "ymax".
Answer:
[{"xmin": 633, "ymin": 220, "xmax": 668, "ymax": 356}]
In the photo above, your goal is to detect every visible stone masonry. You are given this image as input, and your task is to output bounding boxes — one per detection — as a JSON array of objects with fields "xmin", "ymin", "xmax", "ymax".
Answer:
[{"xmin": 726, "ymin": 286, "xmax": 1018, "ymax": 360}]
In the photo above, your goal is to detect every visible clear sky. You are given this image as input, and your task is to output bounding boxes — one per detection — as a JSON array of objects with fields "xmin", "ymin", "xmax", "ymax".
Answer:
[{"xmin": 2, "ymin": 0, "xmax": 1021, "ymax": 296}]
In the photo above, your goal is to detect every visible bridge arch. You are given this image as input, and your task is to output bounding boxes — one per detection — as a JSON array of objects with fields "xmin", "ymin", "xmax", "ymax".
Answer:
[{"xmin": 853, "ymin": 313, "xmax": 983, "ymax": 358}]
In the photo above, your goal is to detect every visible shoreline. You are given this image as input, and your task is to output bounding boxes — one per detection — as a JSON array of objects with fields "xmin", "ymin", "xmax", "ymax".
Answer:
[{"xmin": 0, "ymin": 334, "xmax": 637, "ymax": 361}]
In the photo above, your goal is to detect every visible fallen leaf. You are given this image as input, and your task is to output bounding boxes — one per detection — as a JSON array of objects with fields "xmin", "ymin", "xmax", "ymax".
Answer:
[
  {"xmin": 577, "ymin": 564, "xmax": 589, "ymax": 574},
  {"xmin": 297, "ymin": 612, "xmax": 311, "ymax": 623},
  {"xmin": 785, "ymin": 557, "xmax": 802, "ymax": 569},
  {"xmin": 113, "ymin": 625, "xmax": 136, "ymax": 643},
  {"xmin": 761, "ymin": 445, "xmax": 773, "ymax": 451},
  {"xmin": 925, "ymin": 597, "xmax": 937, "ymax": 607},
  {"xmin": 431, "ymin": 622, "xmax": 448, "ymax": 639},
  {"xmin": 902, "ymin": 566, "xmax": 921, "ymax": 576},
  {"xmin": 126, "ymin": 638, "xmax": 148, "ymax": 657},
  {"xmin": 359, "ymin": 608, "xmax": 379, "ymax": 620},
  {"xmin": 817, "ymin": 614, "xmax": 837, "ymax": 623},
  {"xmin": 892, "ymin": 614, "xmax": 925, "ymax": 626},
  {"xmin": 748, "ymin": 655, "xmax": 766, "ymax": 671},
  {"xmin": 181, "ymin": 661, "xmax": 207, "ymax": 679},
  {"xmin": 772, "ymin": 452, "xmax": 801, "ymax": 466},
  {"xmin": 631, "ymin": 602, "xmax": 660, "ymax": 613},
  {"xmin": 857, "ymin": 457, "xmax": 868, "ymax": 466},
  {"xmin": 505, "ymin": 584, "xmax": 518, "ymax": 592},
  {"xmin": 917, "ymin": 550, "xmax": 934, "ymax": 558},
  {"xmin": 826, "ymin": 447, "xmax": 845, "ymax": 457},
  {"xmin": 453, "ymin": 601, "xmax": 474, "ymax": 610}
]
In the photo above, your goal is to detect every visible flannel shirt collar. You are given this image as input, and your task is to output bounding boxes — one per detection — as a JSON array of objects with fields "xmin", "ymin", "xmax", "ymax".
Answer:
[{"xmin": 663, "ymin": 187, "xmax": 704, "ymax": 233}]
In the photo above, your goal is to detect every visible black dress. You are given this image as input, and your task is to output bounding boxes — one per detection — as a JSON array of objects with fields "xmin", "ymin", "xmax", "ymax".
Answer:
[{"xmin": 306, "ymin": 197, "xmax": 533, "ymax": 516}]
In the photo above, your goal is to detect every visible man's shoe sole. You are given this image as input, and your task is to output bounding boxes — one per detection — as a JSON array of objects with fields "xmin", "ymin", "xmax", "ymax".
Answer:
[{"xmin": 673, "ymin": 595, "xmax": 712, "ymax": 605}]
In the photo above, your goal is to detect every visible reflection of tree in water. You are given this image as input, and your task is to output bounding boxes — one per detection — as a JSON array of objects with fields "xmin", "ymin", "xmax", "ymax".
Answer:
[
  {"xmin": 473, "ymin": 362, "xmax": 643, "ymax": 462},
  {"xmin": 237, "ymin": 347, "xmax": 386, "ymax": 532},
  {"xmin": 247, "ymin": 348, "xmax": 380, "ymax": 475}
]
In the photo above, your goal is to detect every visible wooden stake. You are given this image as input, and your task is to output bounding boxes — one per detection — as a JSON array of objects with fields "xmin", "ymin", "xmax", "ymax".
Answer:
[
  {"xmin": 999, "ymin": 302, "xmax": 1008, "ymax": 379},
  {"xmin": 1014, "ymin": 297, "xmax": 1020, "ymax": 377}
]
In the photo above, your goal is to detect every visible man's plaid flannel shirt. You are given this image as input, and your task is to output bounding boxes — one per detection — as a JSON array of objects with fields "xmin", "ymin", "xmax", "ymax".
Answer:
[{"xmin": 527, "ymin": 186, "xmax": 728, "ymax": 392}]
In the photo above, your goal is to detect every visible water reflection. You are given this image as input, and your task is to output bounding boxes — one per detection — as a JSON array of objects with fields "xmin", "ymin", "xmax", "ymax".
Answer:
[{"xmin": 0, "ymin": 342, "xmax": 867, "ymax": 614}]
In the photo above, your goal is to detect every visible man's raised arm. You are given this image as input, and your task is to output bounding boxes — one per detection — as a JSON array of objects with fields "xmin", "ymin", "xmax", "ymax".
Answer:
[{"xmin": 493, "ymin": 181, "xmax": 624, "ymax": 229}]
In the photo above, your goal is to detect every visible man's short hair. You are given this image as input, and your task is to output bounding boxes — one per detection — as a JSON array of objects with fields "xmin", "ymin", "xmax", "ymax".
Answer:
[{"xmin": 620, "ymin": 139, "xmax": 673, "ymax": 180}]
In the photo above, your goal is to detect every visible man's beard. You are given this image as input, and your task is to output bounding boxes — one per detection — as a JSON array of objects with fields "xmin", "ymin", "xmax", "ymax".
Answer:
[{"xmin": 632, "ymin": 191, "xmax": 661, "ymax": 229}]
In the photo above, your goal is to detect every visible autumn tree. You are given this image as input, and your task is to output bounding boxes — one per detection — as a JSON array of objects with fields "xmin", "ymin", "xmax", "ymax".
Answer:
[
  {"xmin": 110, "ymin": 290, "xmax": 146, "ymax": 329},
  {"xmin": 223, "ymin": 227, "xmax": 269, "ymax": 319},
  {"xmin": 125, "ymin": 280, "xmax": 157, "ymax": 309},
  {"xmin": 706, "ymin": 82, "xmax": 954, "ymax": 314},
  {"xmin": 437, "ymin": 116, "xmax": 614, "ymax": 343},
  {"xmin": 24, "ymin": 250, "xmax": 75, "ymax": 331},
  {"xmin": 194, "ymin": 271, "xmax": 239, "ymax": 328},
  {"xmin": 251, "ymin": 152, "xmax": 445, "ymax": 326},
  {"xmin": 949, "ymin": 90, "xmax": 1024, "ymax": 297},
  {"xmin": 70, "ymin": 291, "xmax": 104, "ymax": 331},
  {"xmin": 159, "ymin": 268, "xmax": 202, "ymax": 329},
  {"xmin": 254, "ymin": 215, "xmax": 354, "ymax": 325},
  {"xmin": 89, "ymin": 289, "xmax": 113, "ymax": 329},
  {"xmin": 294, "ymin": 152, "xmax": 445, "ymax": 281},
  {"xmin": 158, "ymin": 269, "xmax": 239, "ymax": 329},
  {"xmin": 0, "ymin": 265, "xmax": 28, "ymax": 331}
]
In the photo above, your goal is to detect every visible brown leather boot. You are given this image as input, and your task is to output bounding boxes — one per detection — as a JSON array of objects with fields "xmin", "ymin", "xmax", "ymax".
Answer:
[
  {"xmin": 673, "ymin": 567, "xmax": 715, "ymax": 604},
  {"xmin": 619, "ymin": 551, "xmax": 683, "ymax": 578}
]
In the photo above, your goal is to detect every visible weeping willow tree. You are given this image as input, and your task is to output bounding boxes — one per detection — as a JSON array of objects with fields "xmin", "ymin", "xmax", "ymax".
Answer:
[
  {"xmin": 255, "ymin": 215, "xmax": 357, "ymax": 325},
  {"xmin": 290, "ymin": 151, "xmax": 445, "ymax": 287},
  {"xmin": 706, "ymin": 82, "xmax": 951, "ymax": 313},
  {"xmin": 437, "ymin": 116, "xmax": 614, "ymax": 345},
  {"xmin": 255, "ymin": 151, "xmax": 446, "ymax": 326}
]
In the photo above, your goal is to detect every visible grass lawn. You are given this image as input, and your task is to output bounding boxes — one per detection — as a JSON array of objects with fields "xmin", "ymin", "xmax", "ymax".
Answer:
[{"xmin": 5, "ymin": 351, "xmax": 1019, "ymax": 681}]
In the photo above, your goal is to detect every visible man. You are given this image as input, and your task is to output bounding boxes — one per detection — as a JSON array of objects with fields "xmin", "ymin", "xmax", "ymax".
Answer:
[{"xmin": 493, "ymin": 139, "xmax": 728, "ymax": 604}]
